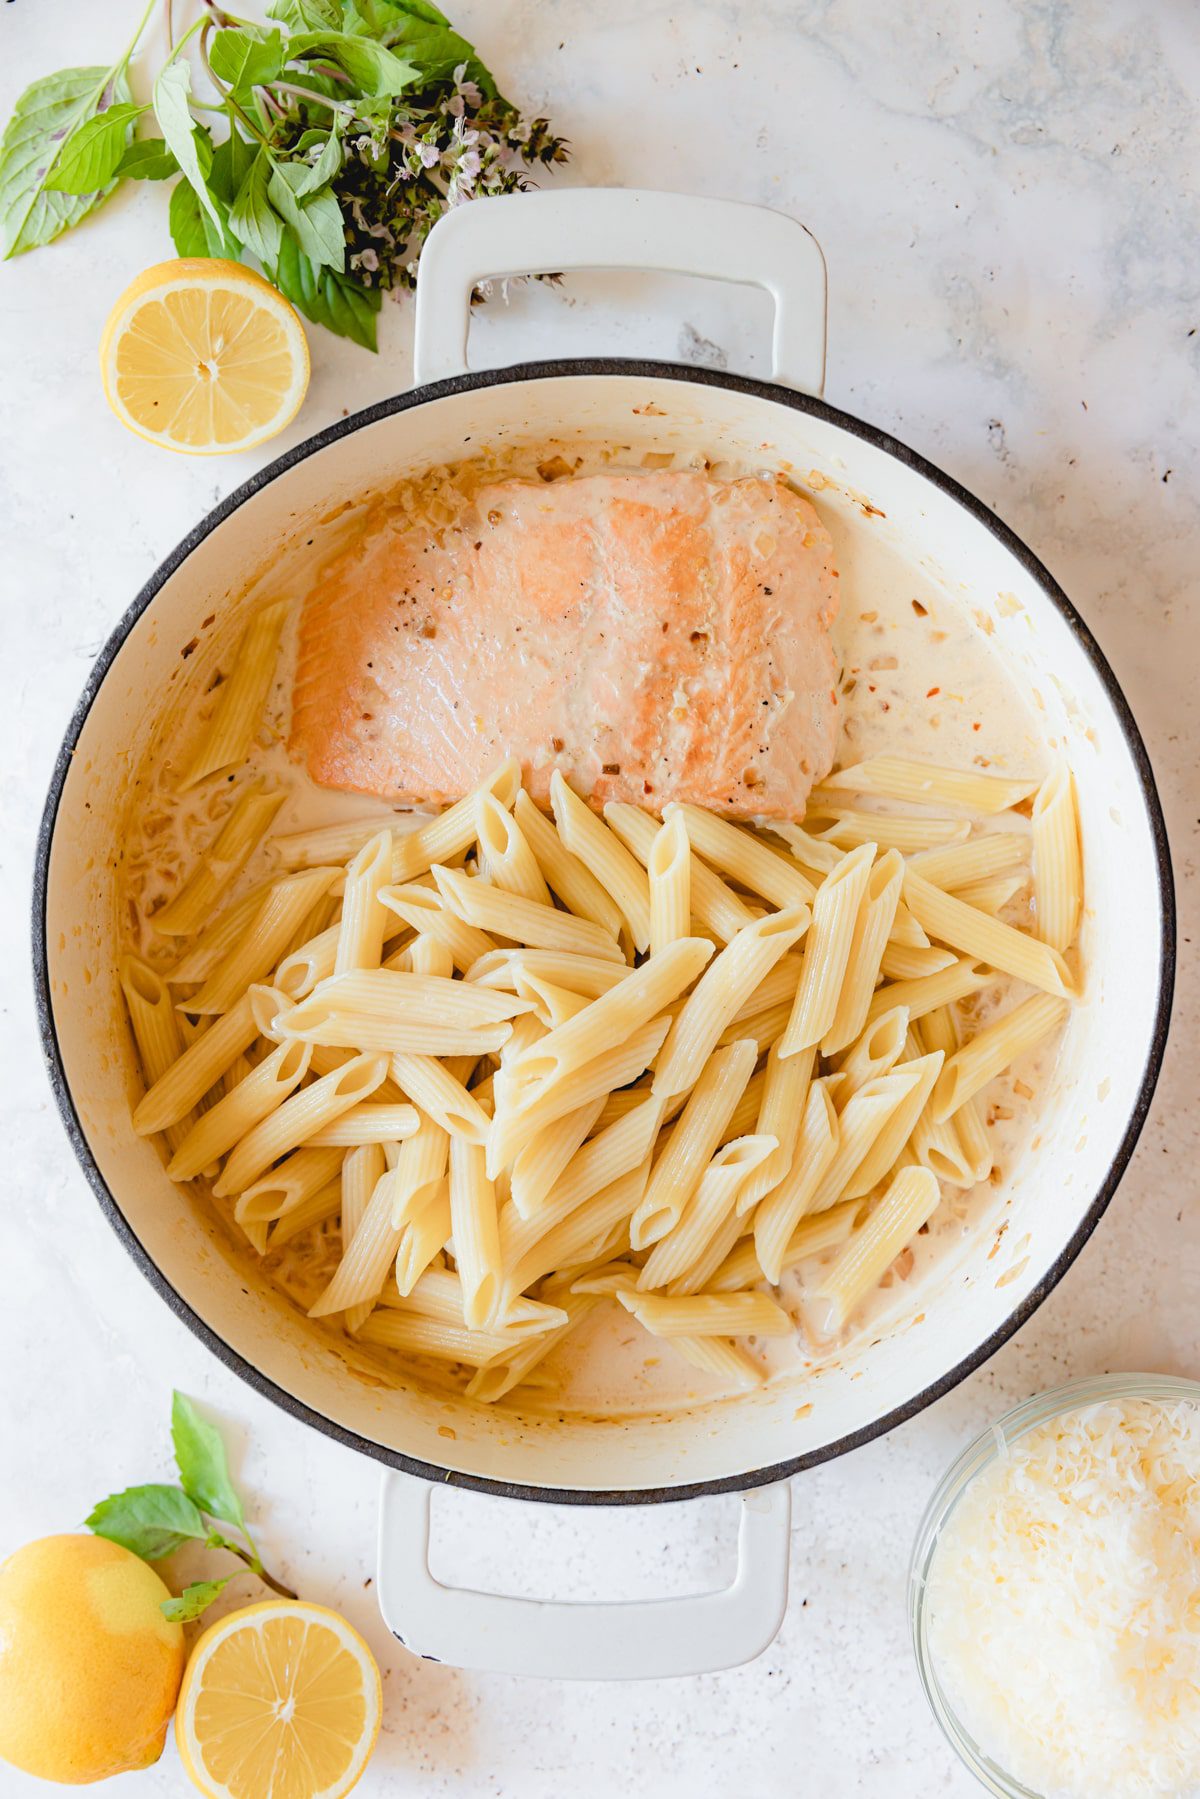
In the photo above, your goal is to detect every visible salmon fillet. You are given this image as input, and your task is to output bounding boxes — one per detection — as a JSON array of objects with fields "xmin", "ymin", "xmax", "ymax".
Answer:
[{"xmin": 290, "ymin": 470, "xmax": 840, "ymax": 817}]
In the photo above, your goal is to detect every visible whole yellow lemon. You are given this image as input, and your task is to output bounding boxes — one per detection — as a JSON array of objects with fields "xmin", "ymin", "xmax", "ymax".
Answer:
[{"xmin": 0, "ymin": 1534, "xmax": 185, "ymax": 1784}]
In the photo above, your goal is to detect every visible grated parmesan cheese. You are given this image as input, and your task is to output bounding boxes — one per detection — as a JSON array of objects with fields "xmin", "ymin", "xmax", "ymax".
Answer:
[{"xmin": 926, "ymin": 1398, "xmax": 1200, "ymax": 1798}]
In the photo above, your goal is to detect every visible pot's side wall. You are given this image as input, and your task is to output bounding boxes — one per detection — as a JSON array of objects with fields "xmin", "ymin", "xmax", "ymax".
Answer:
[{"xmin": 42, "ymin": 372, "xmax": 1167, "ymax": 1495}]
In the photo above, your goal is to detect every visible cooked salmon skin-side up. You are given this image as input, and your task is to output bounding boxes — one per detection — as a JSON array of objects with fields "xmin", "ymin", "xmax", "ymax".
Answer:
[{"xmin": 290, "ymin": 469, "xmax": 841, "ymax": 817}]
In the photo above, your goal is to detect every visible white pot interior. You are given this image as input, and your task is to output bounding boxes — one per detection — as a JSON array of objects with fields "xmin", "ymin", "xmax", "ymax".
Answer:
[{"xmin": 41, "ymin": 370, "xmax": 1169, "ymax": 1495}]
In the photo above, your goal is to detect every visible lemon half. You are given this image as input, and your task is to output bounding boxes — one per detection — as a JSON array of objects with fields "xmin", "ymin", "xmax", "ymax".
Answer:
[
  {"xmin": 100, "ymin": 258, "xmax": 310, "ymax": 455},
  {"xmin": 175, "ymin": 1598, "xmax": 382, "ymax": 1799}
]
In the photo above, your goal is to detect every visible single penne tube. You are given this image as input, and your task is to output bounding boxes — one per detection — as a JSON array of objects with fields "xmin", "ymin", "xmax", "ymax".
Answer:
[
  {"xmin": 273, "ymin": 811, "xmax": 411, "ymax": 871},
  {"xmin": 777, "ymin": 843, "xmax": 876, "ymax": 1056},
  {"xmin": 906, "ymin": 1025, "xmax": 976, "ymax": 1187},
  {"xmin": 569, "ymin": 1261, "xmax": 642, "ymax": 1296},
  {"xmin": 889, "ymin": 900, "xmax": 931, "ymax": 949},
  {"xmin": 833, "ymin": 1006, "xmax": 910, "ymax": 1107},
  {"xmin": 383, "ymin": 1268, "xmax": 567, "ymax": 1337},
  {"xmin": 879, "ymin": 942, "xmax": 958, "ymax": 981},
  {"xmin": 593, "ymin": 1080, "xmax": 660, "ymax": 1131},
  {"xmin": 505, "ymin": 937, "xmax": 713, "ymax": 1096},
  {"xmin": 340, "ymin": 1142, "xmax": 388, "ymax": 1332},
  {"xmin": 721, "ymin": 1068, "xmax": 768, "ymax": 1141},
  {"xmin": 550, "ymin": 771, "xmax": 652, "ymax": 951},
  {"xmin": 434, "ymin": 863, "xmax": 624, "ymax": 963},
  {"xmin": 806, "ymin": 809, "xmax": 969, "ymax": 855},
  {"xmin": 153, "ymin": 784, "xmax": 285, "ymax": 936},
  {"xmin": 183, "ymin": 867, "xmax": 340, "ymax": 1015},
  {"xmin": 283, "ymin": 889, "xmax": 341, "ymax": 967},
  {"xmin": 515, "ymin": 790, "xmax": 625, "ymax": 937},
  {"xmin": 554, "ymin": 1216, "xmax": 632, "ymax": 1282},
  {"xmin": 865, "ymin": 957, "xmax": 990, "ymax": 1030},
  {"xmin": 714, "ymin": 999, "xmax": 791, "ymax": 1054},
  {"xmin": 841, "ymin": 1050, "xmax": 943, "ymax": 1201},
  {"xmin": 309, "ymin": 1162, "xmax": 403, "ymax": 1318},
  {"xmin": 181, "ymin": 598, "xmax": 289, "ymax": 788},
  {"xmin": 501, "ymin": 1098, "xmax": 665, "ymax": 1278},
  {"xmin": 236, "ymin": 1145, "xmax": 345, "ymax": 1226},
  {"xmin": 768, "ymin": 819, "xmax": 844, "ymax": 877},
  {"xmin": 386, "ymin": 1109, "xmax": 451, "ymax": 1230},
  {"xmin": 931, "ymin": 992, "xmax": 1069, "ymax": 1122},
  {"xmin": 821, "ymin": 848, "xmax": 903, "ymax": 1054},
  {"xmin": 902, "ymin": 867, "xmax": 1074, "ymax": 996},
  {"xmin": 496, "ymin": 1011, "xmax": 547, "ymax": 1070},
  {"xmin": 408, "ymin": 933, "xmax": 455, "ymax": 981},
  {"xmin": 302, "ymin": 1102, "xmax": 421, "ymax": 1147},
  {"xmin": 132, "ymin": 990, "xmax": 259, "ymax": 1135},
  {"xmin": 667, "ymin": 1334, "xmax": 765, "ymax": 1388},
  {"xmin": 1032, "ymin": 763, "xmax": 1082, "ymax": 951},
  {"xmin": 648, "ymin": 811, "xmax": 691, "ymax": 956},
  {"xmin": 389, "ymin": 1053, "xmax": 490, "ymax": 1145},
  {"xmin": 805, "ymin": 1067, "xmax": 924, "ymax": 1216},
  {"xmin": 275, "ymin": 923, "xmax": 342, "ymax": 1000},
  {"xmin": 215, "ymin": 1053, "xmax": 388, "ymax": 1197},
  {"xmin": 164, "ymin": 881, "xmax": 274, "ymax": 984},
  {"xmin": 448, "ymin": 1138, "xmax": 501, "ymax": 1327},
  {"xmin": 264, "ymin": 1174, "xmax": 343, "ymax": 1251},
  {"xmin": 713, "ymin": 1195, "xmax": 861, "ymax": 1292},
  {"xmin": 334, "ymin": 829, "xmax": 393, "ymax": 975},
  {"xmin": 280, "ymin": 967, "xmax": 531, "ymax": 1042},
  {"xmin": 301, "ymin": 1043, "xmax": 407, "ymax": 1110},
  {"xmin": 638, "ymin": 1134, "xmax": 776, "ymax": 1289},
  {"xmin": 952, "ymin": 874, "xmax": 1027, "ymax": 916},
  {"xmin": 378, "ymin": 884, "xmax": 494, "ymax": 973},
  {"xmin": 729, "ymin": 954, "xmax": 805, "ymax": 1025},
  {"xmin": 814, "ymin": 757, "xmax": 1039, "ymax": 814},
  {"xmin": 396, "ymin": 1190, "xmax": 452, "ymax": 1301},
  {"xmin": 617, "ymin": 1289, "xmax": 792, "ymax": 1339},
  {"xmin": 810, "ymin": 1165, "xmax": 942, "ymax": 1333},
  {"xmin": 507, "ymin": 1162, "xmax": 649, "ymax": 1298},
  {"xmin": 221, "ymin": 1051, "xmax": 255, "ymax": 1099},
  {"xmin": 735, "ymin": 1043, "xmax": 815, "ymax": 1215},
  {"xmin": 512, "ymin": 972, "xmax": 592, "ymax": 1029},
  {"xmin": 466, "ymin": 1293, "xmax": 599, "ymax": 1402},
  {"xmin": 604, "ymin": 803, "xmax": 756, "ymax": 943},
  {"xmin": 475, "ymin": 792, "xmax": 552, "ymax": 906},
  {"xmin": 388, "ymin": 760, "xmax": 521, "ymax": 882},
  {"xmin": 908, "ymin": 831, "xmax": 1029, "ymax": 890},
  {"xmin": 753, "ymin": 1082, "xmax": 840, "ymax": 1282},
  {"xmin": 919, "ymin": 1008, "xmax": 993, "ymax": 1182},
  {"xmin": 653, "ymin": 909, "xmax": 810, "ymax": 1100},
  {"xmin": 665, "ymin": 1206, "xmax": 745, "ymax": 1297},
  {"xmin": 465, "ymin": 948, "xmax": 633, "ymax": 998},
  {"xmin": 357, "ymin": 1307, "xmax": 518, "ymax": 1366},
  {"xmin": 632, "ymin": 1039, "xmax": 758, "ymax": 1248},
  {"xmin": 486, "ymin": 1016, "xmax": 671, "ymax": 1177},
  {"xmin": 166, "ymin": 1039, "xmax": 311, "ymax": 1179},
  {"xmin": 509, "ymin": 1096, "xmax": 607, "ymax": 1218},
  {"xmin": 120, "ymin": 955, "xmax": 202, "ymax": 1157},
  {"xmin": 667, "ymin": 802, "xmax": 814, "ymax": 909}
]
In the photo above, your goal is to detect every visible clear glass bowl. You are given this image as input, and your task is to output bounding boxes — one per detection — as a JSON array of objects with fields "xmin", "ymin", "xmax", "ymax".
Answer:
[{"xmin": 909, "ymin": 1372, "xmax": 1200, "ymax": 1799}]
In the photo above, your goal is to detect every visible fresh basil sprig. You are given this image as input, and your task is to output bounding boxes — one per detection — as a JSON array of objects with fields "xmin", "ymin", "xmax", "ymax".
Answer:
[
  {"xmin": 0, "ymin": 0, "xmax": 568, "ymax": 350},
  {"xmin": 86, "ymin": 1391, "xmax": 296, "ymax": 1626}
]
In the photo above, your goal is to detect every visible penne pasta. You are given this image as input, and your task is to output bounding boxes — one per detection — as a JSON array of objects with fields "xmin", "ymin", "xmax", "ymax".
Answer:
[
  {"xmin": 667, "ymin": 802, "xmax": 815, "ymax": 909},
  {"xmin": 865, "ymin": 957, "xmax": 990, "ymax": 1030},
  {"xmin": 735, "ymin": 1043, "xmax": 815, "ymax": 1214},
  {"xmin": 466, "ymin": 1292, "xmax": 599, "ymax": 1402},
  {"xmin": 841, "ymin": 1050, "xmax": 942, "ymax": 1201},
  {"xmin": 182, "ymin": 598, "xmax": 289, "ymax": 788},
  {"xmin": 395, "ymin": 1178, "xmax": 453, "ymax": 1296},
  {"xmin": 1031, "ymin": 763, "xmax": 1082, "ymax": 952},
  {"xmin": 378, "ymin": 884, "xmax": 494, "ymax": 973},
  {"xmin": 384, "ymin": 1268, "xmax": 566, "ymax": 1338},
  {"xmin": 120, "ymin": 955, "xmax": 203, "ymax": 1157},
  {"xmin": 654, "ymin": 908, "xmax": 810, "ymax": 1100},
  {"xmin": 753, "ymin": 1081, "xmax": 840, "ymax": 1282},
  {"xmin": 465, "ymin": 948, "xmax": 632, "ymax": 998},
  {"xmin": 302, "ymin": 1102, "xmax": 421, "ymax": 1147},
  {"xmin": 815, "ymin": 756, "xmax": 1039, "ymax": 814},
  {"xmin": 165, "ymin": 881, "xmax": 275, "ymax": 985},
  {"xmin": 805, "ymin": 1067, "xmax": 924, "ymax": 1216},
  {"xmin": 617, "ymin": 1289, "xmax": 792, "ymax": 1339},
  {"xmin": 390, "ymin": 1053, "xmax": 490, "ymax": 1145},
  {"xmin": 514, "ymin": 791, "xmax": 625, "ymax": 938},
  {"xmin": 878, "ymin": 942, "xmax": 958, "ymax": 981},
  {"xmin": 357, "ymin": 1307, "xmax": 522, "ymax": 1366},
  {"xmin": 340, "ymin": 1143, "xmax": 387, "ymax": 1332},
  {"xmin": 604, "ymin": 803, "xmax": 757, "ymax": 943},
  {"xmin": 648, "ymin": 811, "xmax": 691, "ymax": 955},
  {"xmin": 551, "ymin": 771, "xmax": 652, "ymax": 952},
  {"xmin": 511, "ymin": 971, "xmax": 592, "ymax": 1029},
  {"xmin": 448, "ymin": 1137, "xmax": 501, "ymax": 1327},
  {"xmin": 272, "ymin": 811, "xmax": 409, "ymax": 871},
  {"xmin": 509, "ymin": 1162, "xmax": 649, "ymax": 1297},
  {"xmin": 931, "ymin": 992, "xmax": 1069, "ymax": 1122},
  {"xmin": 132, "ymin": 989, "xmax": 261, "ymax": 1135},
  {"xmin": 833, "ymin": 1006, "xmax": 910, "ymax": 1107},
  {"xmin": 334, "ymin": 830, "xmax": 392, "ymax": 975},
  {"xmin": 668, "ymin": 1336, "xmax": 765, "ymax": 1388},
  {"xmin": 906, "ymin": 1025, "xmax": 976, "ymax": 1188},
  {"xmin": 386, "ymin": 1109, "xmax": 451, "ymax": 1230},
  {"xmin": 952, "ymin": 874, "xmax": 1027, "ymax": 916},
  {"xmin": 265, "ymin": 1175, "xmax": 342, "ymax": 1252},
  {"xmin": 434, "ymin": 863, "xmax": 624, "ymax": 962},
  {"xmin": 215, "ymin": 1053, "xmax": 388, "ymax": 1197},
  {"xmin": 308, "ymin": 1161, "xmax": 402, "ymax": 1318},
  {"xmin": 713, "ymin": 1195, "xmax": 861, "ymax": 1292},
  {"xmin": 810, "ymin": 1165, "xmax": 942, "ymax": 1332},
  {"xmin": 509, "ymin": 1096, "xmax": 606, "ymax": 1218},
  {"xmin": 806, "ymin": 808, "xmax": 969, "ymax": 855},
  {"xmin": 153, "ymin": 784, "xmax": 285, "ymax": 937},
  {"xmin": 166, "ymin": 1039, "xmax": 311, "ymax": 1179},
  {"xmin": 237, "ymin": 1145, "xmax": 345, "ymax": 1226},
  {"xmin": 278, "ymin": 968, "xmax": 530, "ymax": 1055},
  {"xmin": 638, "ymin": 1134, "xmax": 776, "ymax": 1289},
  {"xmin": 632, "ymin": 1039, "xmax": 758, "ymax": 1247},
  {"xmin": 389, "ymin": 759, "xmax": 521, "ymax": 882},
  {"xmin": 902, "ymin": 868, "xmax": 1074, "ymax": 997},
  {"xmin": 822, "ymin": 848, "xmax": 903, "ymax": 1054},
  {"xmin": 908, "ymin": 831, "xmax": 1029, "ymax": 891},
  {"xmin": 920, "ymin": 1007, "xmax": 993, "ymax": 1182},
  {"xmin": 779, "ymin": 844, "xmax": 875, "ymax": 1057},
  {"xmin": 475, "ymin": 792, "xmax": 552, "ymax": 905},
  {"xmin": 183, "ymin": 867, "xmax": 340, "ymax": 1015}
]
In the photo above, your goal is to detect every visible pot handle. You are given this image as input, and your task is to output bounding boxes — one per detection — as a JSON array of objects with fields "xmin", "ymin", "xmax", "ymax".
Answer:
[
  {"xmin": 412, "ymin": 188, "xmax": 827, "ymax": 395},
  {"xmin": 376, "ymin": 1469, "xmax": 791, "ymax": 1680}
]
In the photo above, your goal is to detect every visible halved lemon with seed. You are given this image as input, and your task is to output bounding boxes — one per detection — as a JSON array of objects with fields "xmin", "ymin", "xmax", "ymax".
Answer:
[
  {"xmin": 100, "ymin": 259, "xmax": 310, "ymax": 455},
  {"xmin": 175, "ymin": 1600, "xmax": 381, "ymax": 1799}
]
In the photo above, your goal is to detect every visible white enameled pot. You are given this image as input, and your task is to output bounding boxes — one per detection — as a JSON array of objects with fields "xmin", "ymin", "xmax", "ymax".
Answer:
[{"xmin": 34, "ymin": 191, "xmax": 1173, "ymax": 1679}]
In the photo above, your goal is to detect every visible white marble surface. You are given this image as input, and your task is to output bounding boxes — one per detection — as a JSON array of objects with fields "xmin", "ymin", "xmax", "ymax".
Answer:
[{"xmin": 2, "ymin": 1, "xmax": 1197, "ymax": 1792}]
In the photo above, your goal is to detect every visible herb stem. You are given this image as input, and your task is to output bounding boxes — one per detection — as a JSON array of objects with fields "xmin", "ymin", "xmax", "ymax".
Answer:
[
  {"xmin": 269, "ymin": 81, "xmax": 357, "ymax": 116},
  {"xmin": 118, "ymin": 0, "xmax": 161, "ymax": 75},
  {"xmin": 198, "ymin": 21, "xmax": 270, "ymax": 146},
  {"xmin": 222, "ymin": 1540, "xmax": 298, "ymax": 1601}
]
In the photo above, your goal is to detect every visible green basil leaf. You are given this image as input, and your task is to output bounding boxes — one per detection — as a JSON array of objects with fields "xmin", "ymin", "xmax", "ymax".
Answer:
[
  {"xmin": 43, "ymin": 101, "xmax": 142, "ymax": 195},
  {"xmin": 169, "ymin": 178, "xmax": 239, "ymax": 260},
  {"xmin": 268, "ymin": 0, "xmax": 341, "ymax": 28},
  {"xmin": 161, "ymin": 1576, "xmax": 234, "ymax": 1624},
  {"xmin": 272, "ymin": 229, "xmax": 379, "ymax": 348},
  {"xmin": 208, "ymin": 129, "xmax": 256, "ymax": 207},
  {"xmin": 153, "ymin": 61, "xmax": 224, "ymax": 238},
  {"xmin": 294, "ymin": 129, "xmax": 342, "ymax": 197},
  {"xmin": 269, "ymin": 160, "xmax": 344, "ymax": 271},
  {"xmin": 209, "ymin": 26, "xmax": 286, "ymax": 92},
  {"xmin": 0, "ymin": 66, "xmax": 133, "ymax": 257},
  {"xmin": 87, "ymin": 1484, "xmax": 206, "ymax": 1561},
  {"xmin": 376, "ymin": 0, "xmax": 452, "ymax": 24},
  {"xmin": 287, "ymin": 32, "xmax": 418, "ymax": 97},
  {"xmin": 171, "ymin": 1393, "xmax": 246, "ymax": 1530},
  {"xmin": 229, "ymin": 151, "xmax": 283, "ymax": 269},
  {"xmin": 116, "ymin": 137, "xmax": 180, "ymax": 181}
]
